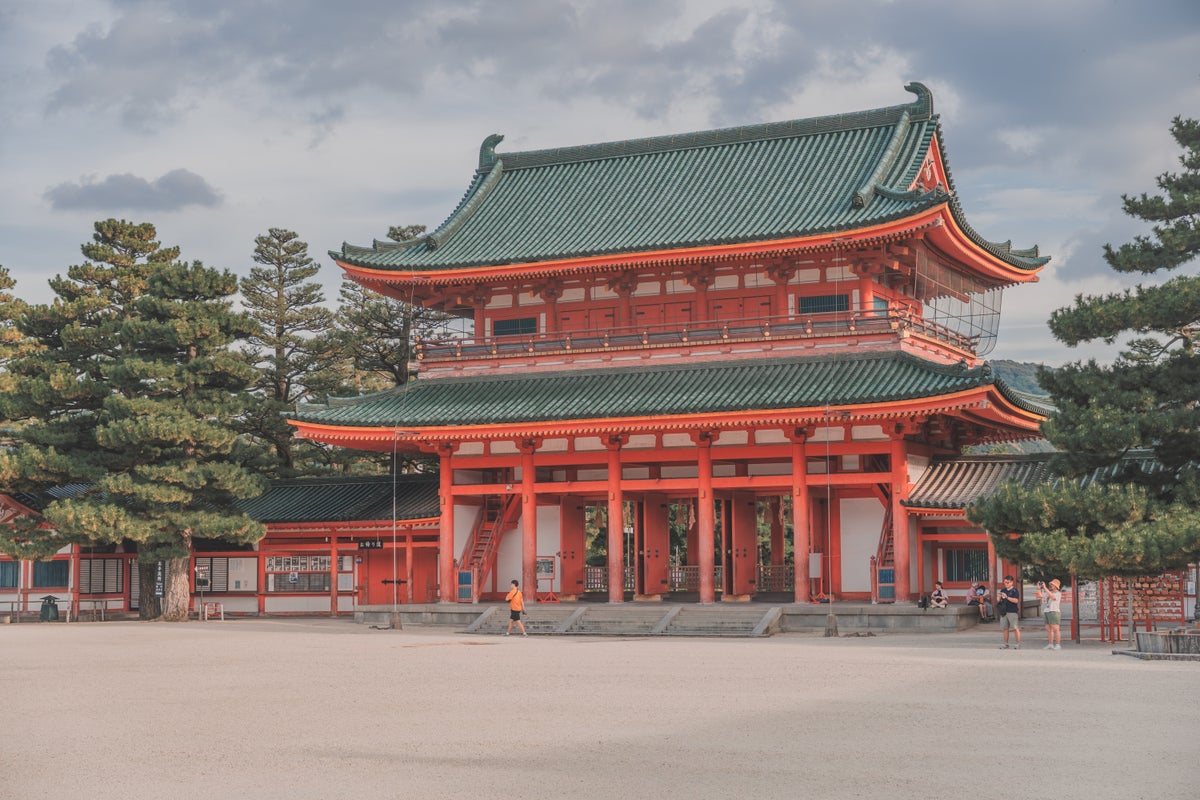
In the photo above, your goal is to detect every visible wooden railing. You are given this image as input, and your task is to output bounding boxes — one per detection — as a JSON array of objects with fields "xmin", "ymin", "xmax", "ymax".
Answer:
[
  {"xmin": 756, "ymin": 564, "xmax": 795, "ymax": 593},
  {"xmin": 416, "ymin": 309, "xmax": 981, "ymax": 364}
]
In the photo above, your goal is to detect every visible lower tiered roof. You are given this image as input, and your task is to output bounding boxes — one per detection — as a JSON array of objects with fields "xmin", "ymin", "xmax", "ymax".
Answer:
[{"xmin": 290, "ymin": 352, "xmax": 1047, "ymax": 442}]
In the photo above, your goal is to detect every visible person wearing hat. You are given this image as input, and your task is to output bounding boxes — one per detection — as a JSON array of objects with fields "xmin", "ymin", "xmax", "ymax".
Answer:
[{"xmin": 1036, "ymin": 578, "xmax": 1063, "ymax": 650}]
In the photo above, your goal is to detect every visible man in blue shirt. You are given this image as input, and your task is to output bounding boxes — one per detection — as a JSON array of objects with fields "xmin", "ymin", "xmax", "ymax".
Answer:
[{"xmin": 997, "ymin": 575, "xmax": 1021, "ymax": 649}]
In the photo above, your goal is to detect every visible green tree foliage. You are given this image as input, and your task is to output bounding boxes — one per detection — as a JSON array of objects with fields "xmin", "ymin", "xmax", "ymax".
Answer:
[
  {"xmin": 0, "ymin": 221, "xmax": 266, "ymax": 619},
  {"xmin": 328, "ymin": 224, "xmax": 452, "ymax": 391},
  {"xmin": 239, "ymin": 228, "xmax": 338, "ymax": 476},
  {"xmin": 0, "ymin": 265, "xmax": 36, "ymax": 409},
  {"xmin": 316, "ymin": 224, "xmax": 452, "ymax": 474},
  {"xmin": 969, "ymin": 118, "xmax": 1200, "ymax": 577}
]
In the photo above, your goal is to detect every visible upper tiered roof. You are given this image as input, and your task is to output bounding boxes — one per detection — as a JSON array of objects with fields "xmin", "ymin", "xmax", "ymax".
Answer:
[{"xmin": 334, "ymin": 83, "xmax": 1047, "ymax": 275}]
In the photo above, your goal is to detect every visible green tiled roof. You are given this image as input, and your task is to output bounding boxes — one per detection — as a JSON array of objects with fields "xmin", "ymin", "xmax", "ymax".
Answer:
[
  {"xmin": 903, "ymin": 451, "xmax": 1163, "ymax": 510},
  {"xmin": 334, "ymin": 83, "xmax": 1047, "ymax": 273},
  {"xmin": 235, "ymin": 475, "xmax": 439, "ymax": 523},
  {"xmin": 293, "ymin": 352, "xmax": 1031, "ymax": 429}
]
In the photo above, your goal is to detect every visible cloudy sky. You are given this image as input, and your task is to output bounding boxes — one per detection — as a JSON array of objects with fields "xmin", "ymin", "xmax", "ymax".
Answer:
[{"xmin": 2, "ymin": 0, "xmax": 1197, "ymax": 365}]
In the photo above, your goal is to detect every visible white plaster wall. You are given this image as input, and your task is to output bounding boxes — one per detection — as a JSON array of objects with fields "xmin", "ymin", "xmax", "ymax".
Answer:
[
  {"xmin": 852, "ymin": 425, "xmax": 887, "ymax": 441},
  {"xmin": 840, "ymin": 498, "xmax": 883, "ymax": 592},
  {"xmin": 453, "ymin": 502, "xmax": 477, "ymax": 563},
  {"xmin": 716, "ymin": 431, "xmax": 748, "ymax": 446},
  {"xmin": 907, "ymin": 453, "xmax": 931, "ymax": 486},
  {"xmin": 265, "ymin": 595, "xmax": 332, "ymax": 613}
]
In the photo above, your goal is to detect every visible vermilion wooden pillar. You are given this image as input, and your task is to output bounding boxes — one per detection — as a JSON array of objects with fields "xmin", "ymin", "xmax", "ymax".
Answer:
[
  {"xmin": 606, "ymin": 436, "xmax": 625, "ymax": 603},
  {"xmin": 520, "ymin": 440, "xmax": 538, "ymax": 604},
  {"xmin": 790, "ymin": 431, "xmax": 811, "ymax": 603},
  {"xmin": 890, "ymin": 435, "xmax": 911, "ymax": 601},
  {"xmin": 695, "ymin": 432, "xmax": 716, "ymax": 604},
  {"xmin": 329, "ymin": 539, "xmax": 338, "ymax": 616},
  {"xmin": 438, "ymin": 443, "xmax": 456, "ymax": 604}
]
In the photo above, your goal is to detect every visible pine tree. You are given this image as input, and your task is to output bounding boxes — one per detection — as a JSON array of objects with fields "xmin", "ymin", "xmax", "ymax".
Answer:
[
  {"xmin": 0, "ymin": 265, "xmax": 35, "ymax": 409},
  {"xmin": 239, "ymin": 228, "xmax": 337, "ymax": 476},
  {"xmin": 968, "ymin": 119, "xmax": 1200, "ymax": 578},
  {"xmin": 0, "ymin": 221, "xmax": 266, "ymax": 618}
]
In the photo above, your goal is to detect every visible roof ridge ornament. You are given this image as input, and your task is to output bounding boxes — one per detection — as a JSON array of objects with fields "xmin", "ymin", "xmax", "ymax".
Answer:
[
  {"xmin": 903, "ymin": 82, "xmax": 933, "ymax": 121},
  {"xmin": 852, "ymin": 110, "xmax": 912, "ymax": 209},
  {"xmin": 479, "ymin": 133, "xmax": 505, "ymax": 171}
]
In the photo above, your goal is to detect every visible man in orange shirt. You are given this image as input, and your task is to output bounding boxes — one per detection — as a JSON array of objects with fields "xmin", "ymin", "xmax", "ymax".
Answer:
[{"xmin": 505, "ymin": 579, "xmax": 527, "ymax": 636}]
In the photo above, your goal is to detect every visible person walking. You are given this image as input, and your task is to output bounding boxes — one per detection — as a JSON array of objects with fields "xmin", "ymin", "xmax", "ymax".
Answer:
[
  {"xmin": 505, "ymin": 579, "xmax": 527, "ymax": 637},
  {"xmin": 1037, "ymin": 578, "xmax": 1063, "ymax": 650},
  {"xmin": 997, "ymin": 575, "xmax": 1021, "ymax": 649}
]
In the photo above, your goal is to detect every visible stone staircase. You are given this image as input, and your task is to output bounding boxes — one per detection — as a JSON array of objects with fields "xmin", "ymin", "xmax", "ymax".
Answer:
[{"xmin": 464, "ymin": 603, "xmax": 782, "ymax": 637}]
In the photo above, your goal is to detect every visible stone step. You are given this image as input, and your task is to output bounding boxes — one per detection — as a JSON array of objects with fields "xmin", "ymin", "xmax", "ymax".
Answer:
[{"xmin": 464, "ymin": 604, "xmax": 780, "ymax": 637}]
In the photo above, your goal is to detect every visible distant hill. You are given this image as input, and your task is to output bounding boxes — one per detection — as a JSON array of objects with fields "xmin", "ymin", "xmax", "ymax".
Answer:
[
  {"xmin": 990, "ymin": 359, "xmax": 1046, "ymax": 396},
  {"xmin": 969, "ymin": 359, "xmax": 1055, "ymax": 455}
]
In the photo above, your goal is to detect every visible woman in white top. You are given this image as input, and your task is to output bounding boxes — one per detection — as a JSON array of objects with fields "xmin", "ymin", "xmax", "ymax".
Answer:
[{"xmin": 1036, "ymin": 578, "xmax": 1063, "ymax": 649}]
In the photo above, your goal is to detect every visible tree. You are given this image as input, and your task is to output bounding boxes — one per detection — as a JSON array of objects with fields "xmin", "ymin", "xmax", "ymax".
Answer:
[
  {"xmin": 239, "ymin": 228, "xmax": 337, "ymax": 476},
  {"xmin": 0, "ymin": 221, "xmax": 265, "ymax": 619},
  {"xmin": 0, "ymin": 265, "xmax": 35, "ymax": 410},
  {"xmin": 315, "ymin": 224, "xmax": 451, "ymax": 474},
  {"xmin": 329, "ymin": 224, "xmax": 452, "ymax": 391},
  {"xmin": 968, "ymin": 118, "xmax": 1200, "ymax": 578}
]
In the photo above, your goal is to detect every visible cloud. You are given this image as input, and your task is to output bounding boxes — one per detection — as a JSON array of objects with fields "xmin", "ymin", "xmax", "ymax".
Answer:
[{"xmin": 44, "ymin": 168, "xmax": 223, "ymax": 212}]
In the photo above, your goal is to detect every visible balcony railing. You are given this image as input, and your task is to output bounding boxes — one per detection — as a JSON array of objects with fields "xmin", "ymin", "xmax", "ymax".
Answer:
[{"xmin": 415, "ymin": 309, "xmax": 980, "ymax": 364}]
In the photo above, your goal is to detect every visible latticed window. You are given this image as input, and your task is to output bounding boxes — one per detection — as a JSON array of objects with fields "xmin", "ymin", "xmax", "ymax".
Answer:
[
  {"xmin": 798, "ymin": 294, "xmax": 850, "ymax": 314},
  {"xmin": 79, "ymin": 559, "xmax": 123, "ymax": 594},
  {"xmin": 493, "ymin": 317, "xmax": 537, "ymax": 337},
  {"xmin": 0, "ymin": 561, "xmax": 17, "ymax": 588},
  {"xmin": 944, "ymin": 548, "xmax": 989, "ymax": 583},
  {"xmin": 32, "ymin": 560, "xmax": 69, "ymax": 588}
]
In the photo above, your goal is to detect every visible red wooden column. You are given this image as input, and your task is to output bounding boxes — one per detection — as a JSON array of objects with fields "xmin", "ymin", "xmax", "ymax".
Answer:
[
  {"xmin": 329, "ymin": 538, "xmax": 338, "ymax": 616},
  {"xmin": 520, "ymin": 439, "xmax": 539, "ymax": 604},
  {"xmin": 789, "ymin": 429, "xmax": 811, "ymax": 603},
  {"xmin": 605, "ymin": 435, "xmax": 626, "ymax": 603},
  {"xmin": 438, "ymin": 443, "xmax": 457, "ymax": 604},
  {"xmin": 257, "ymin": 552, "xmax": 267, "ymax": 615},
  {"xmin": 693, "ymin": 431, "xmax": 717, "ymax": 604},
  {"xmin": 890, "ymin": 434, "xmax": 912, "ymax": 602},
  {"xmin": 405, "ymin": 528, "xmax": 415, "ymax": 604}
]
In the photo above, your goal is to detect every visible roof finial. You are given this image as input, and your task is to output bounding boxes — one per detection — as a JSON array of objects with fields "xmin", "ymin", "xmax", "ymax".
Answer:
[
  {"xmin": 479, "ymin": 133, "xmax": 504, "ymax": 170},
  {"xmin": 903, "ymin": 82, "xmax": 933, "ymax": 121}
]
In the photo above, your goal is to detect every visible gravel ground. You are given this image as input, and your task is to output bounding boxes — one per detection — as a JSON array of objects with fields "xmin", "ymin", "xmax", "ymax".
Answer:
[{"xmin": 2, "ymin": 618, "xmax": 1196, "ymax": 800}]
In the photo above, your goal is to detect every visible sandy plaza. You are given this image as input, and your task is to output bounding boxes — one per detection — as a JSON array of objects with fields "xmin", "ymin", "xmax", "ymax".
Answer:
[{"xmin": 2, "ymin": 618, "xmax": 1196, "ymax": 800}]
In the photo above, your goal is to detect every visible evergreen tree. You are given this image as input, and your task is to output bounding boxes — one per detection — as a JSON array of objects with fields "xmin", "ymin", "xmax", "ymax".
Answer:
[
  {"xmin": 328, "ymin": 224, "xmax": 451, "ymax": 391},
  {"xmin": 968, "ymin": 119, "xmax": 1200, "ymax": 578},
  {"xmin": 0, "ymin": 221, "xmax": 265, "ymax": 619},
  {"xmin": 0, "ymin": 265, "xmax": 35, "ymax": 409},
  {"xmin": 239, "ymin": 228, "xmax": 337, "ymax": 476}
]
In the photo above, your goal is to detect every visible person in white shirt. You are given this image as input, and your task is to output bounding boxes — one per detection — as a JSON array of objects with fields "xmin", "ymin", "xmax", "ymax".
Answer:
[{"xmin": 1036, "ymin": 578, "xmax": 1063, "ymax": 650}]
